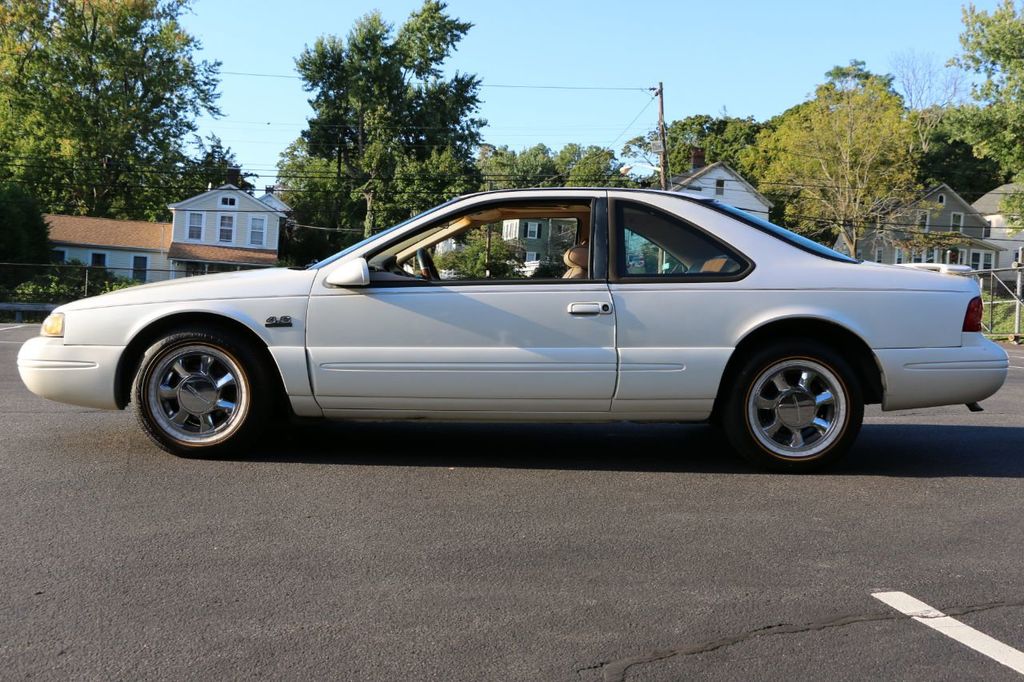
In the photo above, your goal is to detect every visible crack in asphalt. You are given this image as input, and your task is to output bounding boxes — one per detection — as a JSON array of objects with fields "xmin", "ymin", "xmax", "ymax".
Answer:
[{"xmin": 576, "ymin": 599, "xmax": 1024, "ymax": 682}]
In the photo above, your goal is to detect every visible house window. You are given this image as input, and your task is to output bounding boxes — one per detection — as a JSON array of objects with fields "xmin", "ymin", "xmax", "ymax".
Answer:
[
  {"xmin": 132, "ymin": 255, "xmax": 148, "ymax": 282},
  {"xmin": 715, "ymin": 179, "xmax": 725, "ymax": 196},
  {"xmin": 894, "ymin": 248, "xmax": 904, "ymax": 264},
  {"xmin": 984, "ymin": 219, "xmax": 992, "ymax": 239},
  {"xmin": 249, "ymin": 216, "xmax": 266, "ymax": 246},
  {"xmin": 875, "ymin": 248, "xmax": 884, "ymax": 263},
  {"xmin": 187, "ymin": 212, "xmax": 204, "ymax": 240},
  {"xmin": 51, "ymin": 249, "xmax": 65, "ymax": 263},
  {"xmin": 91, "ymin": 253, "xmax": 106, "ymax": 267},
  {"xmin": 220, "ymin": 196, "xmax": 236, "ymax": 207},
  {"xmin": 219, "ymin": 215, "xmax": 234, "ymax": 243},
  {"xmin": 526, "ymin": 221, "xmax": 541, "ymax": 239},
  {"xmin": 951, "ymin": 212, "xmax": 963, "ymax": 232},
  {"xmin": 502, "ymin": 220, "xmax": 519, "ymax": 240},
  {"xmin": 916, "ymin": 211, "xmax": 929, "ymax": 232},
  {"xmin": 938, "ymin": 194, "xmax": 945, "ymax": 205},
  {"xmin": 911, "ymin": 249, "xmax": 923, "ymax": 263},
  {"xmin": 525, "ymin": 251, "xmax": 539, "ymax": 262}
]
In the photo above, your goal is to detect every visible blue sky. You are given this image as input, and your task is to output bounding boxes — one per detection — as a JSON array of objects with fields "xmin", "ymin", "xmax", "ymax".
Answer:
[{"xmin": 179, "ymin": 0, "xmax": 995, "ymax": 186}]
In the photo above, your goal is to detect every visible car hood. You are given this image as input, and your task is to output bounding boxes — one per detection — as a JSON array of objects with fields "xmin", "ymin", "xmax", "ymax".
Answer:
[{"xmin": 57, "ymin": 267, "xmax": 318, "ymax": 311}]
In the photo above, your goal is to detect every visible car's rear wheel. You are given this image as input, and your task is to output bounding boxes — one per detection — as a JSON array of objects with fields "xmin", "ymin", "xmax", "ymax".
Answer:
[
  {"xmin": 133, "ymin": 328, "xmax": 272, "ymax": 456},
  {"xmin": 722, "ymin": 340, "xmax": 863, "ymax": 471}
]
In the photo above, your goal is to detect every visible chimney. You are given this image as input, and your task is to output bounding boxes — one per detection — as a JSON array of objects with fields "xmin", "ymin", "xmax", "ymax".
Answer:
[
  {"xmin": 690, "ymin": 147, "xmax": 706, "ymax": 170},
  {"xmin": 226, "ymin": 166, "xmax": 241, "ymax": 186}
]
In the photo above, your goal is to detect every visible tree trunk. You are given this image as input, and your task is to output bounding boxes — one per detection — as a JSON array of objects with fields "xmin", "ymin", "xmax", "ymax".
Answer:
[{"xmin": 363, "ymin": 191, "xmax": 374, "ymax": 238}]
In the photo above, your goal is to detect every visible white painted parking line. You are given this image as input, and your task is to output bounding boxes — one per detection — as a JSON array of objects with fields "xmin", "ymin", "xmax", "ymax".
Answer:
[
  {"xmin": 0, "ymin": 324, "xmax": 28, "ymax": 332},
  {"xmin": 873, "ymin": 591, "xmax": 1024, "ymax": 676}
]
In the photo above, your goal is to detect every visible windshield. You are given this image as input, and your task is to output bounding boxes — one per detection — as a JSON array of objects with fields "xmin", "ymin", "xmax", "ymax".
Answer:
[
  {"xmin": 306, "ymin": 200, "xmax": 458, "ymax": 269},
  {"xmin": 712, "ymin": 202, "xmax": 859, "ymax": 264}
]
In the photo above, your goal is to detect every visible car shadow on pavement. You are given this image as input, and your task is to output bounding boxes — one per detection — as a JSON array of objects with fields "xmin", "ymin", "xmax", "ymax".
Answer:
[{"xmin": 238, "ymin": 421, "xmax": 1024, "ymax": 477}]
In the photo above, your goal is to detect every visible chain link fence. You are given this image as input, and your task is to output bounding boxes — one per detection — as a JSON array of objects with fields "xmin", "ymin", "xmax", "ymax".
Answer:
[
  {"xmin": 0, "ymin": 261, "xmax": 263, "ymax": 321},
  {"xmin": 973, "ymin": 266, "xmax": 1024, "ymax": 342}
]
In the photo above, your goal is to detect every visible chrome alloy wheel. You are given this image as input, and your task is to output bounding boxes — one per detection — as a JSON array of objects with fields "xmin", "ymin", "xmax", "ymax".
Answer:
[
  {"xmin": 746, "ymin": 358, "xmax": 848, "ymax": 459},
  {"xmin": 146, "ymin": 344, "xmax": 249, "ymax": 445}
]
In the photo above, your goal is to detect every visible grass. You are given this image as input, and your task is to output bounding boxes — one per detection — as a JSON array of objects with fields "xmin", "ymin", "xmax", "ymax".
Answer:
[{"xmin": 982, "ymin": 293, "xmax": 1021, "ymax": 336}]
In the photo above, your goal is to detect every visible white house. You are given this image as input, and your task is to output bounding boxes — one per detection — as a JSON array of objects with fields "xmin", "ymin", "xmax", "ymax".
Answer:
[
  {"xmin": 46, "ymin": 184, "xmax": 292, "ymax": 282},
  {"xmin": 166, "ymin": 184, "xmax": 289, "ymax": 276},
  {"xmin": 668, "ymin": 150, "xmax": 773, "ymax": 220},
  {"xmin": 972, "ymin": 183, "xmax": 1024, "ymax": 277},
  {"xmin": 47, "ymin": 214, "xmax": 173, "ymax": 282}
]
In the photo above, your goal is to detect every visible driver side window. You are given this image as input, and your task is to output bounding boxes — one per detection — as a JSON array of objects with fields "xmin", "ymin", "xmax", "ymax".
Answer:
[{"xmin": 368, "ymin": 201, "xmax": 592, "ymax": 282}]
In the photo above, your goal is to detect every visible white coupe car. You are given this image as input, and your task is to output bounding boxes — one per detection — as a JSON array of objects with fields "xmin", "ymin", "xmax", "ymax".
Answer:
[{"xmin": 18, "ymin": 189, "xmax": 1009, "ymax": 470}]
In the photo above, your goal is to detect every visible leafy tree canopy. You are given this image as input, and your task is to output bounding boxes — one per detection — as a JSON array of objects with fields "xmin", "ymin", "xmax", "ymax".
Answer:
[
  {"xmin": 293, "ymin": 1, "xmax": 483, "ymax": 238},
  {"xmin": 952, "ymin": 0, "xmax": 1024, "ymax": 226},
  {"xmin": 753, "ymin": 63, "xmax": 919, "ymax": 253},
  {"xmin": 0, "ymin": 0, "xmax": 222, "ymax": 219}
]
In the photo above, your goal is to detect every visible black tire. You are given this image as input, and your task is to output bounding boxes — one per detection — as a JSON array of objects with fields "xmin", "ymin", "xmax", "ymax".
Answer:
[
  {"xmin": 722, "ymin": 339, "xmax": 863, "ymax": 472},
  {"xmin": 132, "ymin": 327, "xmax": 273, "ymax": 457}
]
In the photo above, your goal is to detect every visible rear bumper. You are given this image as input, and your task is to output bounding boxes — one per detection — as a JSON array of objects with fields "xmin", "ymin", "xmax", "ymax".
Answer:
[
  {"xmin": 877, "ymin": 334, "xmax": 1009, "ymax": 411},
  {"xmin": 17, "ymin": 336, "xmax": 123, "ymax": 410}
]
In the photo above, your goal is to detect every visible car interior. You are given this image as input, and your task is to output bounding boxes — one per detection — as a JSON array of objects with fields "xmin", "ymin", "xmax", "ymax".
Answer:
[{"xmin": 366, "ymin": 202, "xmax": 592, "ymax": 282}]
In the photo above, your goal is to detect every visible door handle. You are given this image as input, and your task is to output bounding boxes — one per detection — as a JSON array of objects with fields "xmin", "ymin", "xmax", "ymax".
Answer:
[{"xmin": 568, "ymin": 302, "xmax": 612, "ymax": 315}]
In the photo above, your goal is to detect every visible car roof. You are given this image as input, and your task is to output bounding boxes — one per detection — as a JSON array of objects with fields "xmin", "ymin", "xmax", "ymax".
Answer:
[{"xmin": 459, "ymin": 186, "xmax": 713, "ymax": 204}]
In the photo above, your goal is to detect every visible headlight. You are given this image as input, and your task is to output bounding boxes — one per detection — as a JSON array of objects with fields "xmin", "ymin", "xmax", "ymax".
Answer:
[{"xmin": 41, "ymin": 312, "xmax": 65, "ymax": 337}]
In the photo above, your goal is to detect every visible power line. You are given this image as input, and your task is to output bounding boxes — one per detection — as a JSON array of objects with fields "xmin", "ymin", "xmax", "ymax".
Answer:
[{"xmin": 221, "ymin": 69, "xmax": 650, "ymax": 92}]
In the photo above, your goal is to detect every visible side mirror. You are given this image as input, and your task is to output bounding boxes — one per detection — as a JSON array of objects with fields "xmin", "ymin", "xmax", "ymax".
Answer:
[{"xmin": 324, "ymin": 258, "xmax": 370, "ymax": 287}]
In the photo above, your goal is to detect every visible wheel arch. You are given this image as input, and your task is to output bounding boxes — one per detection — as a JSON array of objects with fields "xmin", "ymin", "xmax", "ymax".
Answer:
[
  {"xmin": 114, "ymin": 311, "xmax": 287, "ymax": 411},
  {"xmin": 711, "ymin": 316, "xmax": 884, "ymax": 422}
]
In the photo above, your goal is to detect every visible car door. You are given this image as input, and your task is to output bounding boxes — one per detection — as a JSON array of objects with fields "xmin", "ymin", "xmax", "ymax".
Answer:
[
  {"xmin": 607, "ymin": 195, "xmax": 753, "ymax": 421},
  {"xmin": 305, "ymin": 194, "xmax": 617, "ymax": 417}
]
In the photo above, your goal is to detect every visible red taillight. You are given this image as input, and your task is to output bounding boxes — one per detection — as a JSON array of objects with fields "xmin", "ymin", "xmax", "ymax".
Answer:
[{"xmin": 963, "ymin": 296, "xmax": 983, "ymax": 332}]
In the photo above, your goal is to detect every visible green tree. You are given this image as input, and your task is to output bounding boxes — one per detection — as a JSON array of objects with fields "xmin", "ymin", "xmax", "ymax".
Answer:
[
  {"xmin": 953, "ymin": 0, "xmax": 1024, "ymax": 227},
  {"xmin": 754, "ymin": 64, "xmax": 919, "ymax": 254},
  {"xmin": 477, "ymin": 144, "xmax": 560, "ymax": 189},
  {"xmin": 0, "ymin": 0, "xmax": 221, "ymax": 219},
  {"xmin": 554, "ymin": 144, "xmax": 626, "ymax": 186},
  {"xmin": 916, "ymin": 119, "xmax": 1006, "ymax": 203},
  {"xmin": 622, "ymin": 114, "xmax": 763, "ymax": 180},
  {"xmin": 0, "ymin": 182, "xmax": 49, "ymax": 263},
  {"xmin": 433, "ymin": 225, "xmax": 523, "ymax": 280},
  {"xmin": 293, "ymin": 1, "xmax": 482, "ymax": 237}
]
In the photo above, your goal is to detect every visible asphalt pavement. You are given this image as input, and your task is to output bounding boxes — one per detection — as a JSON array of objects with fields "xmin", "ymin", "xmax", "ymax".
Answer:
[{"xmin": 1, "ymin": 323, "xmax": 1023, "ymax": 681}]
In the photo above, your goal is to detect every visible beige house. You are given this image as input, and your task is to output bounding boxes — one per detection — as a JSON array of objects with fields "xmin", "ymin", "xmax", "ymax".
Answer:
[
  {"xmin": 166, "ymin": 184, "xmax": 288, "ymax": 276},
  {"xmin": 47, "ymin": 184, "xmax": 290, "ymax": 281}
]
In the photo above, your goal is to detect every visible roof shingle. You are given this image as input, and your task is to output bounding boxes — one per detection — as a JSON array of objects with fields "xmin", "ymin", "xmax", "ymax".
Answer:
[
  {"xmin": 45, "ymin": 214, "xmax": 172, "ymax": 250},
  {"xmin": 167, "ymin": 243, "xmax": 278, "ymax": 266}
]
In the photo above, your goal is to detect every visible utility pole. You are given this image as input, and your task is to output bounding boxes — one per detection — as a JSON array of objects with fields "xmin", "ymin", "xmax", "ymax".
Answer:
[{"xmin": 651, "ymin": 82, "xmax": 669, "ymax": 191}]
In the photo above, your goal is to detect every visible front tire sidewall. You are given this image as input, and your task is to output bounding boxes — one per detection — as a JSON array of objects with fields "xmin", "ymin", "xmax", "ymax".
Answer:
[
  {"xmin": 133, "ymin": 329, "xmax": 269, "ymax": 457},
  {"xmin": 725, "ymin": 342, "xmax": 863, "ymax": 472}
]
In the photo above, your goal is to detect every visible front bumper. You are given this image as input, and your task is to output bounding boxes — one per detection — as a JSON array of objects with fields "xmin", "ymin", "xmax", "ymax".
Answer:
[
  {"xmin": 876, "ymin": 334, "xmax": 1009, "ymax": 411},
  {"xmin": 17, "ymin": 336, "xmax": 124, "ymax": 410}
]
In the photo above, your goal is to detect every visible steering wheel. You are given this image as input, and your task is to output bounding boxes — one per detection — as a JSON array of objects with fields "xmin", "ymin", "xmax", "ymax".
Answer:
[{"xmin": 415, "ymin": 248, "xmax": 440, "ymax": 281}]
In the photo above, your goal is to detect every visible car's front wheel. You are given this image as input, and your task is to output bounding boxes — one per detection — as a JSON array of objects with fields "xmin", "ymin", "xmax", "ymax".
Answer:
[
  {"xmin": 722, "ymin": 340, "xmax": 863, "ymax": 471},
  {"xmin": 132, "ymin": 328, "xmax": 272, "ymax": 456}
]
